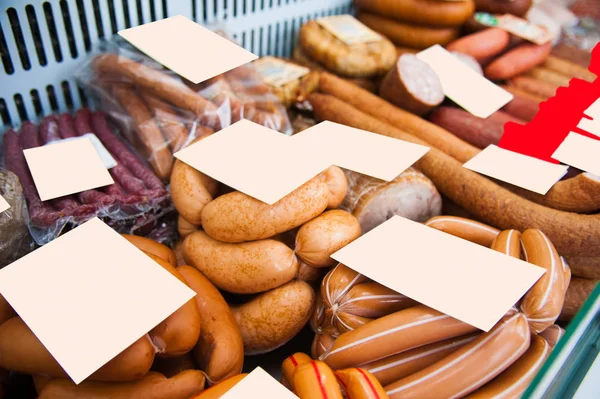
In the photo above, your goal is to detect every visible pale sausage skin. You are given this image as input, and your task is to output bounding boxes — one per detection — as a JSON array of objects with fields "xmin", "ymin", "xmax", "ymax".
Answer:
[
  {"xmin": 520, "ymin": 229, "xmax": 566, "ymax": 333},
  {"xmin": 183, "ymin": 230, "xmax": 298, "ymax": 294},
  {"xmin": 170, "ymin": 159, "xmax": 214, "ymax": 226},
  {"xmin": 384, "ymin": 313, "xmax": 531, "ymax": 399},
  {"xmin": 540, "ymin": 324, "xmax": 565, "ymax": 348},
  {"xmin": 233, "ymin": 280, "xmax": 316, "ymax": 355},
  {"xmin": 281, "ymin": 352, "xmax": 312, "ymax": 390},
  {"xmin": 361, "ymin": 334, "xmax": 479, "ymax": 386},
  {"xmin": 320, "ymin": 305, "xmax": 479, "ymax": 369},
  {"xmin": 0, "ymin": 317, "xmax": 155, "ymax": 381},
  {"xmin": 323, "ymin": 166, "xmax": 349, "ymax": 209},
  {"xmin": 292, "ymin": 360, "xmax": 344, "ymax": 399},
  {"xmin": 38, "ymin": 370, "xmax": 206, "ymax": 399},
  {"xmin": 465, "ymin": 335, "xmax": 550, "ymax": 399},
  {"xmin": 490, "ymin": 229, "xmax": 522, "ymax": 259},
  {"xmin": 335, "ymin": 368, "xmax": 389, "ymax": 399},
  {"xmin": 177, "ymin": 266, "xmax": 244, "ymax": 383},
  {"xmin": 337, "ymin": 282, "xmax": 418, "ymax": 319},
  {"xmin": 321, "ymin": 264, "xmax": 369, "ymax": 313},
  {"xmin": 425, "ymin": 216, "xmax": 500, "ymax": 247},
  {"xmin": 201, "ymin": 175, "xmax": 329, "ymax": 243},
  {"xmin": 295, "ymin": 210, "xmax": 362, "ymax": 268}
]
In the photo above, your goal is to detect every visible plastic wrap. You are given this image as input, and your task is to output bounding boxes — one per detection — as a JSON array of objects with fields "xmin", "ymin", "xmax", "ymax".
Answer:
[
  {"xmin": 340, "ymin": 168, "xmax": 443, "ymax": 234},
  {"xmin": 0, "ymin": 110, "xmax": 176, "ymax": 246},
  {"xmin": 0, "ymin": 169, "xmax": 35, "ymax": 269}
]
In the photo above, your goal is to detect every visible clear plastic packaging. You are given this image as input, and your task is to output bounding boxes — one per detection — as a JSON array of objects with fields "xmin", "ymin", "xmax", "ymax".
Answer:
[{"xmin": 0, "ymin": 110, "xmax": 176, "ymax": 246}]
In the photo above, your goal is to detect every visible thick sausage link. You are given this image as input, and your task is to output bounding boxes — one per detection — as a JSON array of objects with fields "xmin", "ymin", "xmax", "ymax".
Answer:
[
  {"xmin": 490, "ymin": 229, "xmax": 522, "ymax": 259},
  {"xmin": 38, "ymin": 370, "xmax": 205, "ymax": 399},
  {"xmin": 338, "ymin": 282, "xmax": 417, "ymax": 318},
  {"xmin": 183, "ymin": 230, "xmax": 298, "ymax": 294},
  {"xmin": 295, "ymin": 210, "xmax": 361, "ymax": 268},
  {"xmin": 361, "ymin": 334, "xmax": 479, "ymax": 386},
  {"xmin": 177, "ymin": 266, "xmax": 244, "ymax": 383},
  {"xmin": 321, "ymin": 264, "xmax": 369, "ymax": 310},
  {"xmin": 335, "ymin": 368, "xmax": 388, "ymax": 399},
  {"xmin": 520, "ymin": 229, "xmax": 566, "ymax": 333},
  {"xmin": 313, "ymin": 333, "xmax": 337, "ymax": 359},
  {"xmin": 465, "ymin": 335, "xmax": 550, "ymax": 399},
  {"xmin": 281, "ymin": 352, "xmax": 312, "ymax": 390},
  {"xmin": 201, "ymin": 176, "xmax": 329, "ymax": 243},
  {"xmin": 170, "ymin": 160, "xmax": 214, "ymax": 226},
  {"xmin": 425, "ymin": 216, "xmax": 500, "ymax": 247},
  {"xmin": 323, "ymin": 166, "xmax": 348, "ymax": 209},
  {"xmin": 384, "ymin": 313, "xmax": 531, "ymax": 398},
  {"xmin": 320, "ymin": 305, "xmax": 478, "ymax": 369},
  {"xmin": 540, "ymin": 324, "xmax": 565, "ymax": 348},
  {"xmin": 292, "ymin": 360, "xmax": 344, "ymax": 399}
]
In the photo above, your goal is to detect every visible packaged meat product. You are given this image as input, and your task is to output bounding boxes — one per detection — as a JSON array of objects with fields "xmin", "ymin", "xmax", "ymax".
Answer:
[
  {"xmin": 1, "ymin": 110, "xmax": 175, "ymax": 246},
  {"xmin": 340, "ymin": 168, "xmax": 442, "ymax": 234}
]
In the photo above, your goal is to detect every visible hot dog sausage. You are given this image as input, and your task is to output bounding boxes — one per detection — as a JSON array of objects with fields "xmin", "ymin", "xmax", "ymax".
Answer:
[
  {"xmin": 281, "ymin": 352, "xmax": 312, "ymax": 390},
  {"xmin": 520, "ymin": 229, "xmax": 566, "ymax": 333},
  {"xmin": 122, "ymin": 234, "xmax": 177, "ymax": 266},
  {"xmin": 330, "ymin": 311, "xmax": 374, "ymax": 334},
  {"xmin": 144, "ymin": 254, "xmax": 201, "ymax": 356},
  {"xmin": 38, "ymin": 370, "xmax": 206, "ymax": 399},
  {"xmin": 189, "ymin": 373, "xmax": 247, "ymax": 398},
  {"xmin": 490, "ymin": 229, "xmax": 522, "ymax": 259},
  {"xmin": 337, "ymin": 282, "xmax": 418, "ymax": 319},
  {"xmin": 0, "ymin": 317, "xmax": 155, "ymax": 381},
  {"xmin": 177, "ymin": 266, "xmax": 244, "ymax": 383},
  {"xmin": 323, "ymin": 166, "xmax": 348, "ymax": 209},
  {"xmin": 233, "ymin": 280, "xmax": 316, "ymax": 355},
  {"xmin": 384, "ymin": 313, "xmax": 531, "ymax": 398},
  {"xmin": 446, "ymin": 28, "xmax": 510, "ymax": 62},
  {"xmin": 170, "ymin": 160, "xmax": 214, "ymax": 226},
  {"xmin": 313, "ymin": 333, "xmax": 337, "ymax": 359},
  {"xmin": 362, "ymin": 334, "xmax": 479, "ymax": 386},
  {"xmin": 539, "ymin": 324, "xmax": 565, "ymax": 348},
  {"xmin": 484, "ymin": 42, "xmax": 552, "ymax": 81},
  {"xmin": 425, "ymin": 216, "xmax": 500, "ymax": 247},
  {"xmin": 295, "ymin": 210, "xmax": 361, "ymax": 268},
  {"xmin": 201, "ymin": 175, "xmax": 329, "ymax": 243},
  {"xmin": 292, "ymin": 360, "xmax": 344, "ymax": 399},
  {"xmin": 183, "ymin": 230, "xmax": 298, "ymax": 294},
  {"xmin": 465, "ymin": 334, "xmax": 550, "ymax": 399},
  {"xmin": 321, "ymin": 264, "xmax": 369, "ymax": 311},
  {"xmin": 320, "ymin": 305, "xmax": 478, "ymax": 369},
  {"xmin": 335, "ymin": 368, "xmax": 388, "ymax": 399}
]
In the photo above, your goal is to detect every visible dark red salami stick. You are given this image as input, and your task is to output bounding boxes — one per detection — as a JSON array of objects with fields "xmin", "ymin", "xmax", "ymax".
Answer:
[
  {"xmin": 2, "ymin": 129, "xmax": 60, "ymax": 227},
  {"xmin": 91, "ymin": 111, "xmax": 166, "ymax": 192},
  {"xmin": 19, "ymin": 121, "xmax": 41, "ymax": 149},
  {"xmin": 57, "ymin": 114, "xmax": 78, "ymax": 139},
  {"xmin": 74, "ymin": 109, "xmax": 148, "ymax": 196}
]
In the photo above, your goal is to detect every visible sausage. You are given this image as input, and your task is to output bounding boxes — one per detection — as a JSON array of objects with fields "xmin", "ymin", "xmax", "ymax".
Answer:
[
  {"xmin": 487, "ymin": 110, "xmax": 526, "ymax": 126},
  {"xmin": 357, "ymin": 12, "xmax": 459, "ymax": 49},
  {"xmin": 474, "ymin": 0, "xmax": 533, "ymax": 17},
  {"xmin": 142, "ymin": 93, "xmax": 190, "ymax": 152},
  {"xmin": 233, "ymin": 280, "xmax": 316, "ymax": 355},
  {"xmin": 321, "ymin": 264, "xmax": 369, "ymax": 312},
  {"xmin": 354, "ymin": 0, "xmax": 476, "ymax": 28},
  {"xmin": 170, "ymin": 160, "xmax": 214, "ymax": 226},
  {"xmin": 122, "ymin": 234, "xmax": 176, "ymax": 266},
  {"xmin": 544, "ymin": 55, "xmax": 596, "ymax": 82},
  {"xmin": 57, "ymin": 113, "xmax": 78, "ymax": 139},
  {"xmin": 112, "ymin": 85, "xmax": 174, "ymax": 181},
  {"xmin": 93, "ymin": 54, "xmax": 221, "ymax": 129},
  {"xmin": 501, "ymin": 89, "xmax": 540, "ymax": 122},
  {"xmin": 379, "ymin": 54, "xmax": 445, "ymax": 116},
  {"xmin": 539, "ymin": 324, "xmax": 565, "ymax": 348},
  {"xmin": 0, "ymin": 317, "xmax": 155, "ymax": 381},
  {"xmin": 446, "ymin": 28, "xmax": 511, "ymax": 62},
  {"xmin": 428, "ymin": 106, "xmax": 507, "ymax": 149},
  {"xmin": 565, "ymin": 255, "xmax": 600, "ymax": 279},
  {"xmin": 189, "ymin": 373, "xmax": 247, "ymax": 398},
  {"xmin": 295, "ymin": 210, "xmax": 362, "ymax": 268},
  {"xmin": 500, "ymin": 84, "xmax": 546, "ymax": 104},
  {"xmin": 424, "ymin": 216, "xmax": 500, "ymax": 247},
  {"xmin": 384, "ymin": 313, "xmax": 531, "ymax": 398},
  {"xmin": 176, "ymin": 266, "xmax": 244, "ymax": 383},
  {"xmin": 292, "ymin": 360, "xmax": 344, "ymax": 399},
  {"xmin": 484, "ymin": 42, "xmax": 552, "ymax": 81},
  {"xmin": 297, "ymin": 260, "xmax": 325, "ymax": 283},
  {"xmin": 361, "ymin": 334, "xmax": 479, "ymax": 386},
  {"xmin": 281, "ymin": 352, "xmax": 312, "ymax": 390},
  {"xmin": 520, "ymin": 229, "xmax": 566, "ymax": 333},
  {"xmin": 0, "ymin": 295, "xmax": 15, "ymax": 326},
  {"xmin": 39, "ymin": 115, "xmax": 62, "ymax": 143},
  {"xmin": 201, "ymin": 175, "xmax": 329, "ymax": 243},
  {"xmin": 508, "ymin": 75, "xmax": 557, "ymax": 100},
  {"xmin": 38, "ymin": 370, "xmax": 206, "ymax": 399},
  {"xmin": 465, "ymin": 334, "xmax": 550, "ymax": 399},
  {"xmin": 312, "ymin": 333, "xmax": 337, "ymax": 359},
  {"xmin": 559, "ymin": 277, "xmax": 599, "ymax": 322},
  {"xmin": 551, "ymin": 44, "xmax": 592, "ymax": 68},
  {"xmin": 525, "ymin": 67, "xmax": 572, "ymax": 88},
  {"xmin": 183, "ymin": 230, "xmax": 298, "ymax": 294},
  {"xmin": 330, "ymin": 311, "xmax": 374, "ymax": 334},
  {"xmin": 337, "ymin": 282, "xmax": 418, "ymax": 318},
  {"xmin": 335, "ymin": 368, "xmax": 388, "ymax": 399},
  {"xmin": 151, "ymin": 352, "xmax": 197, "ymax": 378},
  {"xmin": 490, "ymin": 229, "xmax": 522, "ymax": 259},
  {"xmin": 177, "ymin": 215, "xmax": 198, "ymax": 238},
  {"xmin": 323, "ymin": 166, "xmax": 348, "ymax": 209},
  {"xmin": 142, "ymin": 254, "xmax": 201, "ymax": 356},
  {"xmin": 320, "ymin": 305, "xmax": 479, "ymax": 369}
]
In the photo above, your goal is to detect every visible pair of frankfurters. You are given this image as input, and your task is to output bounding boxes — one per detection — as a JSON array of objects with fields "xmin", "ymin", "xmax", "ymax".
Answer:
[{"xmin": 282, "ymin": 353, "xmax": 388, "ymax": 399}]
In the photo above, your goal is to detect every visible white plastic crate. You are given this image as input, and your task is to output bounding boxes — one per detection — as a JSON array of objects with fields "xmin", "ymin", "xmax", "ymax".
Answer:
[{"xmin": 0, "ymin": 0, "xmax": 353, "ymax": 128}]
